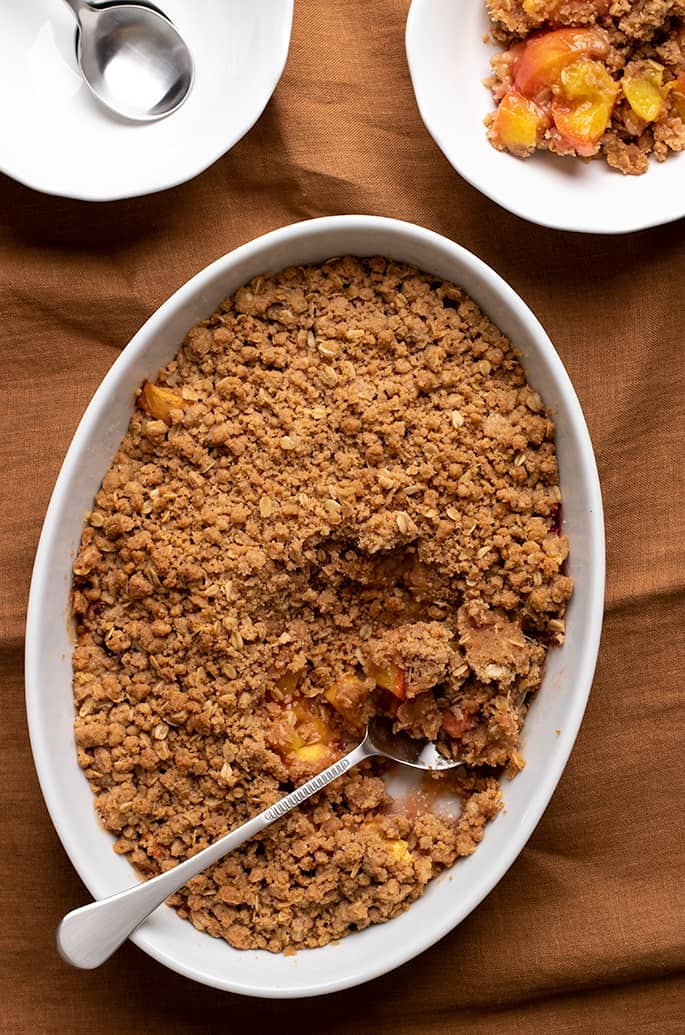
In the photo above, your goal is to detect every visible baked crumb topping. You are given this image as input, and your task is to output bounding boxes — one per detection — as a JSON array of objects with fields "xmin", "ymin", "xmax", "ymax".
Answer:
[{"xmin": 71, "ymin": 257, "xmax": 572, "ymax": 952}]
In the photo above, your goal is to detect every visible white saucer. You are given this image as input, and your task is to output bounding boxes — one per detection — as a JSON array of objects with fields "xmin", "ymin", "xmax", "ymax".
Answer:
[
  {"xmin": 0, "ymin": 0, "xmax": 293, "ymax": 201},
  {"xmin": 406, "ymin": 0, "xmax": 685, "ymax": 234}
]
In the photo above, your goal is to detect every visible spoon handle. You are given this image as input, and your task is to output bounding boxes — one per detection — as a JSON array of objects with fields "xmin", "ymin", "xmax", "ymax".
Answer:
[{"xmin": 57, "ymin": 740, "xmax": 374, "ymax": 969}]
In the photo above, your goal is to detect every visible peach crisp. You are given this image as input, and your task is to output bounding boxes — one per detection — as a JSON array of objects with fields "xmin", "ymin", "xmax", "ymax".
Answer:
[
  {"xmin": 71, "ymin": 257, "xmax": 571, "ymax": 952},
  {"xmin": 485, "ymin": 0, "xmax": 685, "ymax": 173}
]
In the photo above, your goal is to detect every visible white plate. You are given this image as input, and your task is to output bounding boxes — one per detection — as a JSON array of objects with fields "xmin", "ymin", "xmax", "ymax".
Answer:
[
  {"xmin": 26, "ymin": 215, "xmax": 604, "ymax": 997},
  {"xmin": 0, "ymin": 0, "xmax": 293, "ymax": 201},
  {"xmin": 405, "ymin": 0, "xmax": 685, "ymax": 234}
]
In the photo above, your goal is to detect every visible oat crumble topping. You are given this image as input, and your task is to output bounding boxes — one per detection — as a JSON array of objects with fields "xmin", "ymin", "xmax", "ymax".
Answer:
[{"xmin": 71, "ymin": 257, "xmax": 572, "ymax": 952}]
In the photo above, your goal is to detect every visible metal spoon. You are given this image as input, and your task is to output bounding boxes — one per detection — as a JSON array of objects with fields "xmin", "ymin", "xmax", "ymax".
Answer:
[
  {"xmin": 62, "ymin": 0, "xmax": 194, "ymax": 122},
  {"xmin": 57, "ymin": 716, "xmax": 462, "ymax": 968}
]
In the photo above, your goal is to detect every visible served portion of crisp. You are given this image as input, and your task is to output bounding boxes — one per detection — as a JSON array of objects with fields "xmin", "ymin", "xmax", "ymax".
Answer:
[
  {"xmin": 71, "ymin": 258, "xmax": 571, "ymax": 952},
  {"xmin": 485, "ymin": 0, "xmax": 685, "ymax": 173}
]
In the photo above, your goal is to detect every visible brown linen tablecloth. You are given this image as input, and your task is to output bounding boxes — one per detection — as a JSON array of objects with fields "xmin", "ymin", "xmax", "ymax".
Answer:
[{"xmin": 2, "ymin": 2, "xmax": 684, "ymax": 1032}]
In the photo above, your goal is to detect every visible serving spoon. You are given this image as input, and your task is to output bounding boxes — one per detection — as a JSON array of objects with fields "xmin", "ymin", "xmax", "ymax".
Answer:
[
  {"xmin": 57, "ymin": 716, "xmax": 462, "ymax": 969},
  {"xmin": 62, "ymin": 0, "xmax": 194, "ymax": 122}
]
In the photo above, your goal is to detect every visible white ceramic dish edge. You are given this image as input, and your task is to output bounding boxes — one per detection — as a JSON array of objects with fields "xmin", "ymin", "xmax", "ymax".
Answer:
[
  {"xmin": 25, "ymin": 215, "xmax": 605, "ymax": 997},
  {"xmin": 0, "ymin": 0, "xmax": 294, "ymax": 202}
]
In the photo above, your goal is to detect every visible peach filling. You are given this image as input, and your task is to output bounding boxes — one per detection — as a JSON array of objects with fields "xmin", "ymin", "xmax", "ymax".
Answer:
[
  {"xmin": 669, "ymin": 72, "xmax": 685, "ymax": 121},
  {"xmin": 273, "ymin": 658, "xmax": 476, "ymax": 778},
  {"xmin": 365, "ymin": 661, "xmax": 407, "ymax": 700},
  {"xmin": 440, "ymin": 706, "xmax": 474, "ymax": 739},
  {"xmin": 551, "ymin": 59, "xmax": 619, "ymax": 156},
  {"xmin": 490, "ymin": 27, "xmax": 619, "ymax": 157},
  {"xmin": 137, "ymin": 381, "xmax": 189, "ymax": 425},
  {"xmin": 513, "ymin": 27, "xmax": 610, "ymax": 99},
  {"xmin": 279, "ymin": 699, "xmax": 340, "ymax": 770},
  {"xmin": 490, "ymin": 90, "xmax": 551, "ymax": 156},
  {"xmin": 622, "ymin": 62, "xmax": 668, "ymax": 122}
]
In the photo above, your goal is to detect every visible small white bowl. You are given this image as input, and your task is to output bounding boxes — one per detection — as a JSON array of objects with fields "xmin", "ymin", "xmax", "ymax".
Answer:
[
  {"xmin": 406, "ymin": 0, "xmax": 685, "ymax": 234},
  {"xmin": 0, "ymin": 0, "xmax": 293, "ymax": 201},
  {"xmin": 26, "ymin": 215, "xmax": 604, "ymax": 997}
]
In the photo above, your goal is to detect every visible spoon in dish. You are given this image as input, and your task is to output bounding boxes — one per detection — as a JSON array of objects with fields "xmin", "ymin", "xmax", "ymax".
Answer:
[
  {"xmin": 57, "ymin": 715, "xmax": 462, "ymax": 969},
  {"xmin": 62, "ymin": 0, "xmax": 194, "ymax": 122}
]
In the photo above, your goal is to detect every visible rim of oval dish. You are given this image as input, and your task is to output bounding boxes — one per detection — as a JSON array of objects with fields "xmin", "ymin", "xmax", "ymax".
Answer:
[
  {"xmin": 1, "ymin": 1, "xmax": 293, "ymax": 202},
  {"xmin": 25, "ymin": 215, "xmax": 605, "ymax": 996},
  {"xmin": 405, "ymin": 0, "xmax": 685, "ymax": 235}
]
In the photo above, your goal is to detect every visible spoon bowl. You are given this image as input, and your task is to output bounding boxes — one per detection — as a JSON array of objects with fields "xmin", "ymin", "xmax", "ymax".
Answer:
[
  {"xmin": 57, "ymin": 716, "xmax": 461, "ymax": 970},
  {"xmin": 64, "ymin": 0, "xmax": 194, "ymax": 121},
  {"xmin": 366, "ymin": 715, "xmax": 461, "ymax": 771}
]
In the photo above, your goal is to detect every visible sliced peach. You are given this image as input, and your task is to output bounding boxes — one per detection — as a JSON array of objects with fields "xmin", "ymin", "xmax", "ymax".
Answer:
[
  {"xmin": 275, "ymin": 698, "xmax": 341, "ymax": 773},
  {"xmin": 324, "ymin": 674, "xmax": 369, "ymax": 714},
  {"xmin": 277, "ymin": 700, "xmax": 330, "ymax": 749},
  {"xmin": 669, "ymin": 73, "xmax": 685, "ymax": 121},
  {"xmin": 385, "ymin": 838, "xmax": 412, "ymax": 864},
  {"xmin": 513, "ymin": 27, "xmax": 610, "ymax": 100},
  {"xmin": 293, "ymin": 712, "xmax": 331, "ymax": 746},
  {"xmin": 622, "ymin": 62, "xmax": 667, "ymax": 122},
  {"xmin": 284, "ymin": 729, "xmax": 305, "ymax": 751},
  {"xmin": 490, "ymin": 90, "xmax": 551, "ymax": 156},
  {"xmin": 291, "ymin": 743, "xmax": 334, "ymax": 765},
  {"xmin": 551, "ymin": 59, "xmax": 618, "ymax": 155},
  {"xmin": 137, "ymin": 381, "xmax": 189, "ymax": 426},
  {"xmin": 275, "ymin": 669, "xmax": 303, "ymax": 694},
  {"xmin": 441, "ymin": 707, "xmax": 473, "ymax": 739},
  {"xmin": 324, "ymin": 684, "xmax": 341, "ymax": 709},
  {"xmin": 367, "ymin": 661, "xmax": 406, "ymax": 700}
]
